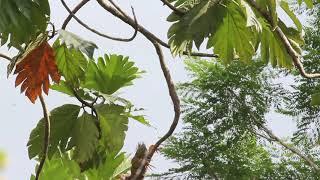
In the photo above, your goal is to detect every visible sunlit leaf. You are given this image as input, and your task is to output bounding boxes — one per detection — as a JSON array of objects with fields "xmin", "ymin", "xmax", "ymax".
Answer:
[
  {"xmin": 95, "ymin": 104, "xmax": 128, "ymax": 154},
  {"xmin": 57, "ymin": 30, "xmax": 98, "ymax": 58},
  {"xmin": 53, "ymin": 39, "xmax": 88, "ymax": 87},
  {"xmin": 31, "ymin": 153, "xmax": 81, "ymax": 180},
  {"xmin": 82, "ymin": 54, "xmax": 142, "ymax": 95}
]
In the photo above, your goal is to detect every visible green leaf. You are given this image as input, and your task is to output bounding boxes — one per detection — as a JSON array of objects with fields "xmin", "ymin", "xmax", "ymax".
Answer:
[
  {"xmin": 27, "ymin": 104, "xmax": 81, "ymax": 160},
  {"xmin": 31, "ymin": 153, "xmax": 81, "ymax": 180},
  {"xmin": 95, "ymin": 104, "xmax": 129, "ymax": 154},
  {"xmin": 280, "ymin": 1, "xmax": 302, "ymax": 31},
  {"xmin": 69, "ymin": 112, "xmax": 99, "ymax": 163},
  {"xmin": 102, "ymin": 152, "xmax": 131, "ymax": 179},
  {"xmin": 80, "ymin": 152, "xmax": 131, "ymax": 180},
  {"xmin": 311, "ymin": 93, "xmax": 320, "ymax": 106},
  {"xmin": 0, "ymin": 0, "xmax": 49, "ymax": 48},
  {"xmin": 53, "ymin": 40, "xmax": 88, "ymax": 87},
  {"xmin": 127, "ymin": 114, "xmax": 150, "ymax": 126},
  {"xmin": 207, "ymin": 2, "xmax": 255, "ymax": 63},
  {"xmin": 167, "ymin": 0, "xmax": 227, "ymax": 55},
  {"xmin": 297, "ymin": 0, "xmax": 314, "ymax": 8},
  {"xmin": 259, "ymin": 18, "xmax": 293, "ymax": 68},
  {"xmin": 51, "ymin": 80, "xmax": 94, "ymax": 101},
  {"xmin": 82, "ymin": 54, "xmax": 142, "ymax": 95},
  {"xmin": 57, "ymin": 30, "xmax": 98, "ymax": 58}
]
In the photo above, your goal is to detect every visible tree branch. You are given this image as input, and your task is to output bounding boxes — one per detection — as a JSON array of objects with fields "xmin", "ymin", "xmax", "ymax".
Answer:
[
  {"xmin": 128, "ymin": 39, "xmax": 181, "ymax": 180},
  {"xmin": 96, "ymin": 2, "xmax": 181, "ymax": 178},
  {"xmin": 227, "ymin": 89, "xmax": 320, "ymax": 172},
  {"xmin": 35, "ymin": 95, "xmax": 50, "ymax": 180},
  {"xmin": 160, "ymin": 0, "xmax": 186, "ymax": 15},
  {"xmin": 96, "ymin": 0, "xmax": 218, "ymax": 58},
  {"xmin": 0, "ymin": 53, "xmax": 11, "ymax": 62},
  {"xmin": 246, "ymin": 0, "xmax": 320, "ymax": 78},
  {"xmin": 261, "ymin": 125, "xmax": 320, "ymax": 172},
  {"xmin": 61, "ymin": 0, "xmax": 138, "ymax": 42},
  {"xmin": 62, "ymin": 0, "xmax": 91, "ymax": 29}
]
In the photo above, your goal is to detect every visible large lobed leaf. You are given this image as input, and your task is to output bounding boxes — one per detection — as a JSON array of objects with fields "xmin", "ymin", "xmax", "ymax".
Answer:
[
  {"xmin": 167, "ymin": 0, "xmax": 306, "ymax": 68},
  {"xmin": 95, "ymin": 104, "xmax": 129, "ymax": 154},
  {"xmin": 82, "ymin": 54, "xmax": 142, "ymax": 95},
  {"xmin": 207, "ymin": 1, "xmax": 255, "ymax": 64},
  {"xmin": 53, "ymin": 39, "xmax": 88, "ymax": 87},
  {"xmin": 27, "ymin": 104, "xmax": 81, "ymax": 160},
  {"xmin": 69, "ymin": 112, "xmax": 99, "ymax": 163},
  {"xmin": 27, "ymin": 103, "xmax": 133, "ymax": 165},
  {"xmin": 28, "ymin": 104, "xmax": 100, "ymax": 163},
  {"xmin": 0, "ymin": 0, "xmax": 50, "ymax": 48},
  {"xmin": 31, "ymin": 154, "xmax": 81, "ymax": 180}
]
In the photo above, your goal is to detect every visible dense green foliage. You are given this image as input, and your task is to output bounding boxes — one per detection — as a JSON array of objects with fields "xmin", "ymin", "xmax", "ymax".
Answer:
[
  {"xmin": 1, "ymin": 0, "xmax": 320, "ymax": 179},
  {"xmin": 158, "ymin": 59, "xmax": 320, "ymax": 179},
  {"xmin": 167, "ymin": 0, "xmax": 312, "ymax": 68},
  {"xmin": 284, "ymin": 5, "xmax": 320, "ymax": 147}
]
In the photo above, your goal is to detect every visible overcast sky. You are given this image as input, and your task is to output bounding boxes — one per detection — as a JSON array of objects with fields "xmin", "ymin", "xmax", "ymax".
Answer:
[{"xmin": 0, "ymin": 0, "xmax": 303, "ymax": 179}]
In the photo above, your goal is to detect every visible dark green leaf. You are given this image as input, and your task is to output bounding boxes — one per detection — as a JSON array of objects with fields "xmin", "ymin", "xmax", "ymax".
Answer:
[{"xmin": 27, "ymin": 104, "xmax": 81, "ymax": 159}]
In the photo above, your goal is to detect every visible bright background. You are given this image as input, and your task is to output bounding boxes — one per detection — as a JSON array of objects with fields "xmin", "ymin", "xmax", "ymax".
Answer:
[{"xmin": 0, "ymin": 0, "xmax": 304, "ymax": 179}]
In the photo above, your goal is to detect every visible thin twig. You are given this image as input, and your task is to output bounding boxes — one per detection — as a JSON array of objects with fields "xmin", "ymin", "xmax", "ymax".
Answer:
[
  {"xmin": 48, "ymin": 22, "xmax": 56, "ymax": 40},
  {"xmin": 62, "ymin": 0, "xmax": 91, "ymax": 29},
  {"xmin": 246, "ymin": 0, "xmax": 320, "ymax": 78},
  {"xmin": 61, "ymin": 0, "xmax": 138, "ymax": 42},
  {"xmin": 35, "ymin": 95, "xmax": 51, "ymax": 180},
  {"xmin": 228, "ymin": 89, "xmax": 320, "ymax": 172},
  {"xmin": 261, "ymin": 125, "xmax": 320, "ymax": 172},
  {"xmin": 0, "ymin": 53, "xmax": 11, "ymax": 62},
  {"xmin": 160, "ymin": 0, "xmax": 185, "ymax": 15},
  {"xmin": 96, "ymin": 0, "xmax": 218, "ymax": 58}
]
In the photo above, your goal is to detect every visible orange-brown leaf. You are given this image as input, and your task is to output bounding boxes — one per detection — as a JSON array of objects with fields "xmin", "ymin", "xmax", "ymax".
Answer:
[{"xmin": 14, "ymin": 41, "xmax": 61, "ymax": 103}]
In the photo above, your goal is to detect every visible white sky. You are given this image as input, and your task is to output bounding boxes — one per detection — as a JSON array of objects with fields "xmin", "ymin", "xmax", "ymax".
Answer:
[{"xmin": 0, "ymin": 0, "xmax": 306, "ymax": 179}]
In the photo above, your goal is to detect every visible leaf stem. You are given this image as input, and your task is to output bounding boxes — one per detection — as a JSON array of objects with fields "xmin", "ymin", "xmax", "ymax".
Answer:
[
  {"xmin": 35, "ymin": 95, "xmax": 50, "ymax": 180},
  {"xmin": 72, "ymin": 89, "xmax": 101, "ymax": 138}
]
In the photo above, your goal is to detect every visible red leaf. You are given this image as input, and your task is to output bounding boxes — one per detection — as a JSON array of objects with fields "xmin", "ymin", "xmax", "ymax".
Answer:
[{"xmin": 14, "ymin": 41, "xmax": 61, "ymax": 103}]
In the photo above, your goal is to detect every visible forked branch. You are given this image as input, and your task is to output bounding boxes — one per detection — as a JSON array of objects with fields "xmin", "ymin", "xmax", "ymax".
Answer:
[
  {"xmin": 96, "ymin": 0, "xmax": 218, "ymax": 58},
  {"xmin": 61, "ymin": 0, "xmax": 138, "ymax": 42},
  {"xmin": 62, "ymin": 0, "xmax": 91, "ymax": 29}
]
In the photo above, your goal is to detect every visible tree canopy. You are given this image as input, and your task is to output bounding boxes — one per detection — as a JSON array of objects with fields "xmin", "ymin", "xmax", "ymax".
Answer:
[{"xmin": 1, "ymin": 0, "xmax": 320, "ymax": 179}]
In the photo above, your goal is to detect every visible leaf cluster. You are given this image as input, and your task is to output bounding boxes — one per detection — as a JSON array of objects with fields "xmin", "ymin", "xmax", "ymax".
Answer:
[{"xmin": 167, "ymin": 0, "xmax": 311, "ymax": 68}]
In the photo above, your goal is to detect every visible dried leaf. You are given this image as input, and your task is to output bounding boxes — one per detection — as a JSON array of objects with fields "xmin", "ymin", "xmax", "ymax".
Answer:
[{"xmin": 14, "ymin": 41, "xmax": 61, "ymax": 103}]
